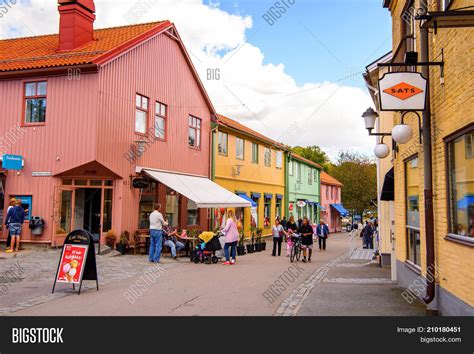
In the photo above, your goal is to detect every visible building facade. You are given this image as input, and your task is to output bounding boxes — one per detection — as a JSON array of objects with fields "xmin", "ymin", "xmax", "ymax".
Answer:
[
  {"xmin": 213, "ymin": 115, "xmax": 286, "ymax": 237},
  {"xmin": 0, "ymin": 0, "xmax": 248, "ymax": 246},
  {"xmin": 320, "ymin": 172, "xmax": 345, "ymax": 232},
  {"xmin": 382, "ymin": 0, "xmax": 474, "ymax": 315},
  {"xmin": 287, "ymin": 154, "xmax": 322, "ymax": 224},
  {"xmin": 364, "ymin": 51, "xmax": 397, "ymax": 278}
]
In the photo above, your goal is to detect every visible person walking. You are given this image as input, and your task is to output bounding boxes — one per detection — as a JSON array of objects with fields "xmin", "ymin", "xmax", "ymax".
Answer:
[
  {"xmin": 316, "ymin": 220, "xmax": 329, "ymax": 251},
  {"xmin": 271, "ymin": 218, "xmax": 287, "ymax": 256},
  {"xmin": 5, "ymin": 199, "xmax": 25, "ymax": 253},
  {"xmin": 362, "ymin": 221, "xmax": 375, "ymax": 249},
  {"xmin": 4, "ymin": 197, "xmax": 16, "ymax": 252},
  {"xmin": 222, "ymin": 210, "xmax": 239, "ymax": 265},
  {"xmin": 298, "ymin": 217, "xmax": 314, "ymax": 263},
  {"xmin": 149, "ymin": 203, "xmax": 168, "ymax": 263}
]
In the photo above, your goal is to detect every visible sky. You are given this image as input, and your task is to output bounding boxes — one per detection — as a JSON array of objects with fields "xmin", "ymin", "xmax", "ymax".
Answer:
[{"xmin": 0, "ymin": 0, "xmax": 392, "ymax": 161}]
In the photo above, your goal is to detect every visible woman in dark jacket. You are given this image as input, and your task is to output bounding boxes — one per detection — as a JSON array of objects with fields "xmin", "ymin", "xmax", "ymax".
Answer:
[
  {"xmin": 287, "ymin": 215, "xmax": 298, "ymax": 232},
  {"xmin": 298, "ymin": 217, "xmax": 314, "ymax": 263}
]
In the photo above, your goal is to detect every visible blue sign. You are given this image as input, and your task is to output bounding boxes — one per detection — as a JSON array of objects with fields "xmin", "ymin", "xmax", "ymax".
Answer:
[{"xmin": 2, "ymin": 154, "xmax": 23, "ymax": 170}]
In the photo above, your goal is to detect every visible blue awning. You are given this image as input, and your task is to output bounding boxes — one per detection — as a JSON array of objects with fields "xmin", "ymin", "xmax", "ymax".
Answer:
[
  {"xmin": 276, "ymin": 194, "xmax": 283, "ymax": 200},
  {"xmin": 251, "ymin": 192, "xmax": 261, "ymax": 199},
  {"xmin": 264, "ymin": 193, "xmax": 273, "ymax": 199},
  {"xmin": 330, "ymin": 203, "xmax": 348, "ymax": 216},
  {"xmin": 237, "ymin": 193, "xmax": 257, "ymax": 208},
  {"xmin": 457, "ymin": 195, "xmax": 474, "ymax": 209}
]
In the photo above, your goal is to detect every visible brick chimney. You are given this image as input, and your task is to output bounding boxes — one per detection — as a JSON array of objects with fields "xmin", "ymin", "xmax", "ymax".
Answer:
[{"xmin": 58, "ymin": 0, "xmax": 96, "ymax": 51}]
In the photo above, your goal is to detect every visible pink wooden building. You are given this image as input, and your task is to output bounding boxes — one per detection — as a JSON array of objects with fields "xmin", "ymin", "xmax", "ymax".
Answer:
[
  {"xmin": 0, "ymin": 0, "xmax": 248, "ymax": 246},
  {"xmin": 320, "ymin": 172, "xmax": 346, "ymax": 233}
]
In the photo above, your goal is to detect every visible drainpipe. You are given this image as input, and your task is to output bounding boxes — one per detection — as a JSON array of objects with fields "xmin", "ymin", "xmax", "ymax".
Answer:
[
  {"xmin": 284, "ymin": 151, "xmax": 290, "ymax": 218},
  {"xmin": 420, "ymin": 2, "xmax": 436, "ymax": 306}
]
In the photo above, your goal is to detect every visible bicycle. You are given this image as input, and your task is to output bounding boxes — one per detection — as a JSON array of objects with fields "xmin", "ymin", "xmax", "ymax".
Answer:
[{"xmin": 290, "ymin": 233, "xmax": 302, "ymax": 263}]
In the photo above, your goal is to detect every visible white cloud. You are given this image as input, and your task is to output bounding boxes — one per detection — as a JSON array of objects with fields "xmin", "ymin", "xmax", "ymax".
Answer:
[{"xmin": 1, "ymin": 0, "xmax": 375, "ymax": 160}]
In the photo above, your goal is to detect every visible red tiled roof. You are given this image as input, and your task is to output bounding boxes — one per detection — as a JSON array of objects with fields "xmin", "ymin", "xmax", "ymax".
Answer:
[
  {"xmin": 292, "ymin": 153, "xmax": 323, "ymax": 170},
  {"xmin": 321, "ymin": 172, "xmax": 343, "ymax": 186},
  {"xmin": 0, "ymin": 21, "xmax": 170, "ymax": 72},
  {"xmin": 216, "ymin": 114, "xmax": 286, "ymax": 149}
]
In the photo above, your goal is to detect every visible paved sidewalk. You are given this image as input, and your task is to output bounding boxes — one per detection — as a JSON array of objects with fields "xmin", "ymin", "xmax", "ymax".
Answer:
[{"xmin": 294, "ymin": 248, "xmax": 427, "ymax": 316}]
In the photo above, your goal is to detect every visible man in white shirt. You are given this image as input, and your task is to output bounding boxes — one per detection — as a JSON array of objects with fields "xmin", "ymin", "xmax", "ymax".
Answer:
[{"xmin": 149, "ymin": 203, "xmax": 168, "ymax": 263}]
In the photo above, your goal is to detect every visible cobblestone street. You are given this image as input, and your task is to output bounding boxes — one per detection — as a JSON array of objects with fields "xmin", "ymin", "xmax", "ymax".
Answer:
[{"xmin": 0, "ymin": 233, "xmax": 426, "ymax": 316}]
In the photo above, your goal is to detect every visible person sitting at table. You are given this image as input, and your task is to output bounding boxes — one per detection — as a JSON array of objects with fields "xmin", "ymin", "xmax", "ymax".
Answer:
[{"xmin": 163, "ymin": 226, "xmax": 185, "ymax": 261}]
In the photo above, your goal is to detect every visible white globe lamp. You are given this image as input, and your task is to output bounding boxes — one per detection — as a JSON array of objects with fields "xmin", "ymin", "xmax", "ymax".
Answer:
[
  {"xmin": 392, "ymin": 124, "xmax": 413, "ymax": 144},
  {"xmin": 374, "ymin": 143, "xmax": 390, "ymax": 159}
]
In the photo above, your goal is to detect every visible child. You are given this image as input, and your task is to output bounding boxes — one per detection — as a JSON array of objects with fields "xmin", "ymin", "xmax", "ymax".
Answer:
[{"xmin": 286, "ymin": 229, "xmax": 295, "ymax": 257}]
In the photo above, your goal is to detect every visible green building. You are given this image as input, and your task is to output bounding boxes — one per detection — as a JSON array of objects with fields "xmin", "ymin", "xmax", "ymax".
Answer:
[{"xmin": 285, "ymin": 153, "xmax": 322, "ymax": 223}]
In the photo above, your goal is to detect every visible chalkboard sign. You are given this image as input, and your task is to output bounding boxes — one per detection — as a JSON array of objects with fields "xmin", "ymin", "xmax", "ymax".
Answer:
[{"xmin": 52, "ymin": 230, "xmax": 99, "ymax": 295}]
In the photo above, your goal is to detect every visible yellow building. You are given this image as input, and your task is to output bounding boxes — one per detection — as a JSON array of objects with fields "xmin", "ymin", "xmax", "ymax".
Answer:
[
  {"xmin": 381, "ymin": 0, "xmax": 474, "ymax": 315},
  {"xmin": 212, "ymin": 114, "xmax": 286, "ymax": 238},
  {"xmin": 364, "ymin": 52, "xmax": 397, "ymax": 279}
]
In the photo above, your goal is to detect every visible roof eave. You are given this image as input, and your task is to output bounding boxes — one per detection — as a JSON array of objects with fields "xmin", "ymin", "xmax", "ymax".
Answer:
[{"xmin": 0, "ymin": 63, "xmax": 99, "ymax": 80}]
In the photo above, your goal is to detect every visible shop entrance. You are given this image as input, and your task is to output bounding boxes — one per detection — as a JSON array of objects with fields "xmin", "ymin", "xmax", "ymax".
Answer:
[
  {"xmin": 54, "ymin": 179, "xmax": 114, "ymax": 245},
  {"xmin": 74, "ymin": 188, "xmax": 102, "ymax": 241}
]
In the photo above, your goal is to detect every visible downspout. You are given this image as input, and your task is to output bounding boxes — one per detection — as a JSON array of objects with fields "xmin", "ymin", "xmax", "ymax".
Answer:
[
  {"xmin": 420, "ymin": 3, "xmax": 436, "ymax": 306},
  {"xmin": 284, "ymin": 151, "xmax": 290, "ymax": 218},
  {"xmin": 210, "ymin": 122, "xmax": 218, "ymax": 230}
]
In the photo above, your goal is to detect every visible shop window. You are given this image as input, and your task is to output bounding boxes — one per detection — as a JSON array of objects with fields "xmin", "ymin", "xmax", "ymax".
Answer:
[
  {"xmin": 188, "ymin": 115, "xmax": 201, "ymax": 149},
  {"xmin": 276, "ymin": 151, "xmax": 283, "ymax": 169},
  {"xmin": 155, "ymin": 101, "xmax": 167, "ymax": 140},
  {"xmin": 187, "ymin": 199, "xmax": 199, "ymax": 226},
  {"xmin": 275, "ymin": 197, "xmax": 282, "ymax": 219},
  {"xmin": 102, "ymin": 189, "xmax": 113, "ymax": 232},
  {"xmin": 62, "ymin": 179, "xmax": 73, "ymax": 186},
  {"xmin": 166, "ymin": 189, "xmax": 180, "ymax": 227},
  {"xmin": 90, "ymin": 180, "xmax": 103, "ymax": 186},
  {"xmin": 447, "ymin": 127, "xmax": 474, "ymax": 239},
  {"xmin": 252, "ymin": 143, "xmax": 259, "ymax": 164},
  {"xmin": 218, "ymin": 132, "xmax": 228, "ymax": 155},
  {"xmin": 138, "ymin": 181, "xmax": 157, "ymax": 229},
  {"xmin": 58, "ymin": 190, "xmax": 73, "ymax": 234},
  {"xmin": 236, "ymin": 137, "xmax": 244, "ymax": 160},
  {"xmin": 264, "ymin": 196, "xmax": 271, "ymax": 228},
  {"xmin": 405, "ymin": 156, "xmax": 421, "ymax": 266},
  {"xmin": 104, "ymin": 180, "xmax": 114, "ymax": 187},
  {"xmin": 135, "ymin": 94, "xmax": 149, "ymax": 134},
  {"xmin": 264, "ymin": 148, "xmax": 271, "ymax": 167},
  {"xmin": 24, "ymin": 81, "xmax": 47, "ymax": 124},
  {"xmin": 251, "ymin": 196, "xmax": 259, "ymax": 228},
  {"xmin": 235, "ymin": 207, "xmax": 245, "ymax": 229}
]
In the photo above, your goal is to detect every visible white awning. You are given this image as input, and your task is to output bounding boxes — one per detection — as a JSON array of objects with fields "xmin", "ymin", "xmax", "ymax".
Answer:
[{"xmin": 138, "ymin": 168, "xmax": 252, "ymax": 208}]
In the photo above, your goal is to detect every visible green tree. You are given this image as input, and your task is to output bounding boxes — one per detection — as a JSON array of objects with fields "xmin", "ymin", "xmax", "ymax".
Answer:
[
  {"xmin": 292, "ymin": 145, "xmax": 331, "ymax": 171},
  {"xmin": 328, "ymin": 151, "xmax": 377, "ymax": 216}
]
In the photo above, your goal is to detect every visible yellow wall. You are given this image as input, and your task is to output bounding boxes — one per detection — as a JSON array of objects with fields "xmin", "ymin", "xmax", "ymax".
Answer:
[
  {"xmin": 389, "ymin": 0, "xmax": 474, "ymax": 307},
  {"xmin": 214, "ymin": 126, "xmax": 286, "ymax": 238}
]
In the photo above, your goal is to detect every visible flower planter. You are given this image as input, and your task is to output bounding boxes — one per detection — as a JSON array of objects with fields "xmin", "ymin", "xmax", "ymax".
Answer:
[
  {"xmin": 116, "ymin": 243, "xmax": 127, "ymax": 255},
  {"xmin": 237, "ymin": 245, "xmax": 246, "ymax": 256},
  {"xmin": 246, "ymin": 244, "xmax": 254, "ymax": 254},
  {"xmin": 261, "ymin": 242, "xmax": 266, "ymax": 251},
  {"xmin": 254, "ymin": 243, "xmax": 262, "ymax": 252}
]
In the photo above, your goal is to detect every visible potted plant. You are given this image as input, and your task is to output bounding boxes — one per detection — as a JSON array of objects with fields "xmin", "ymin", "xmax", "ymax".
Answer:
[
  {"xmin": 116, "ymin": 231, "xmax": 129, "ymax": 255},
  {"xmin": 237, "ymin": 232, "xmax": 246, "ymax": 256},
  {"xmin": 105, "ymin": 230, "xmax": 116, "ymax": 249},
  {"xmin": 246, "ymin": 228, "xmax": 255, "ymax": 254}
]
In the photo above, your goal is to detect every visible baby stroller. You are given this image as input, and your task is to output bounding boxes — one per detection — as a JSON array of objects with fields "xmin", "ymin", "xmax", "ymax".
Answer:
[{"xmin": 191, "ymin": 231, "xmax": 223, "ymax": 264}]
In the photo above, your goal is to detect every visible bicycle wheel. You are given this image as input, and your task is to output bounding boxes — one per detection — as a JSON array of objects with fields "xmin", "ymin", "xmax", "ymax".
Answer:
[{"xmin": 296, "ymin": 244, "xmax": 302, "ymax": 262}]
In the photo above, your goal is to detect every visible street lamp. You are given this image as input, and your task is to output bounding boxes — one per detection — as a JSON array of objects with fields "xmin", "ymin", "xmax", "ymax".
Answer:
[
  {"xmin": 362, "ymin": 107, "xmax": 378, "ymax": 132},
  {"xmin": 392, "ymin": 124, "xmax": 413, "ymax": 144},
  {"xmin": 374, "ymin": 141, "xmax": 390, "ymax": 159}
]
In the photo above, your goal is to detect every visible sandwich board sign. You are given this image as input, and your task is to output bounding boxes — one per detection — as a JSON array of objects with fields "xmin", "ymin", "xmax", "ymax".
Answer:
[
  {"xmin": 52, "ymin": 229, "xmax": 99, "ymax": 295},
  {"xmin": 378, "ymin": 72, "xmax": 427, "ymax": 111}
]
